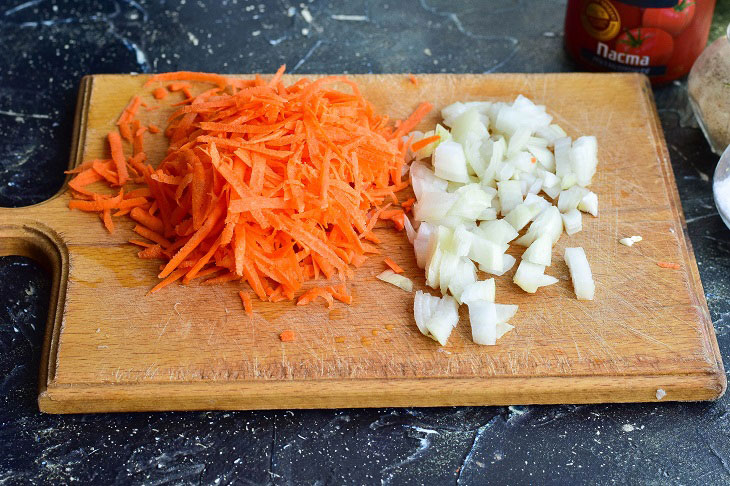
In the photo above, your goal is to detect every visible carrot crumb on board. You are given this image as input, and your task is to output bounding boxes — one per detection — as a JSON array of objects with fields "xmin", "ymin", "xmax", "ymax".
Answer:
[
  {"xmin": 408, "ymin": 74, "xmax": 419, "ymax": 86},
  {"xmin": 400, "ymin": 197, "xmax": 416, "ymax": 212},
  {"xmin": 384, "ymin": 257, "xmax": 404, "ymax": 274},
  {"xmin": 379, "ymin": 209, "xmax": 406, "ymax": 231},
  {"xmin": 239, "ymin": 291, "xmax": 253, "ymax": 316},
  {"xmin": 152, "ymin": 87, "xmax": 168, "ymax": 100},
  {"xmin": 279, "ymin": 330, "xmax": 295, "ymax": 342},
  {"xmin": 334, "ymin": 336, "xmax": 345, "ymax": 343},
  {"xmin": 657, "ymin": 261, "xmax": 680, "ymax": 269},
  {"xmin": 385, "ymin": 324, "xmax": 394, "ymax": 331},
  {"xmin": 371, "ymin": 329, "xmax": 379, "ymax": 336},
  {"xmin": 65, "ymin": 65, "xmax": 433, "ymax": 305}
]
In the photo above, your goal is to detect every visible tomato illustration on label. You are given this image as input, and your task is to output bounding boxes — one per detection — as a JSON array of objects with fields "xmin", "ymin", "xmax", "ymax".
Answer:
[
  {"xmin": 616, "ymin": 27, "xmax": 674, "ymax": 65},
  {"xmin": 642, "ymin": 0, "xmax": 696, "ymax": 37}
]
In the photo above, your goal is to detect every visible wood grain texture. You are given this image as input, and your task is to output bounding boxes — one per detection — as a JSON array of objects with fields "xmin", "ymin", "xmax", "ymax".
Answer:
[{"xmin": 0, "ymin": 73, "xmax": 722, "ymax": 413}]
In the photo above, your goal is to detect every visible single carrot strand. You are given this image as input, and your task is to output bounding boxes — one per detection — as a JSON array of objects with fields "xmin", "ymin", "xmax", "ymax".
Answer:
[
  {"xmin": 408, "ymin": 74, "xmax": 418, "ymax": 87},
  {"xmin": 130, "ymin": 207, "xmax": 164, "ymax": 233},
  {"xmin": 147, "ymin": 268, "xmax": 187, "ymax": 295},
  {"xmin": 390, "ymin": 101, "xmax": 433, "ymax": 141},
  {"xmin": 657, "ymin": 261, "xmax": 680, "ymax": 269},
  {"xmin": 384, "ymin": 257, "xmax": 404, "ymax": 274},
  {"xmin": 107, "ymin": 131, "xmax": 129, "ymax": 185},
  {"xmin": 410, "ymin": 134, "xmax": 440, "ymax": 152},
  {"xmin": 239, "ymin": 291, "xmax": 253, "ymax": 316}
]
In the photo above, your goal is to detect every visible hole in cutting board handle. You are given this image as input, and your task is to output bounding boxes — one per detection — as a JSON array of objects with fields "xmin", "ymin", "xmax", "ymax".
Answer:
[
  {"xmin": 0, "ymin": 76, "xmax": 94, "ymax": 210},
  {"xmin": 0, "ymin": 222, "xmax": 69, "ymax": 403}
]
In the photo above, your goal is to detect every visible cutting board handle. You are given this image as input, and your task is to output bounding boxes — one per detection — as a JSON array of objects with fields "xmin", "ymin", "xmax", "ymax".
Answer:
[
  {"xmin": 0, "ymin": 76, "xmax": 90, "ymax": 393},
  {"xmin": 0, "ymin": 215, "xmax": 69, "ymax": 394}
]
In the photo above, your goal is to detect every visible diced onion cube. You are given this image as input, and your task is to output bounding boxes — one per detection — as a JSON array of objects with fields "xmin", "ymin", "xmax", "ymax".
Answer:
[
  {"xmin": 564, "ymin": 247, "xmax": 595, "ymax": 300},
  {"xmin": 434, "ymin": 140, "xmax": 470, "ymax": 183},
  {"xmin": 561, "ymin": 209, "xmax": 582, "ymax": 235}
]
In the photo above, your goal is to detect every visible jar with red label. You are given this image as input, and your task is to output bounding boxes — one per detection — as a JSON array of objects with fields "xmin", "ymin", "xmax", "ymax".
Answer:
[{"xmin": 564, "ymin": 0, "xmax": 716, "ymax": 84}]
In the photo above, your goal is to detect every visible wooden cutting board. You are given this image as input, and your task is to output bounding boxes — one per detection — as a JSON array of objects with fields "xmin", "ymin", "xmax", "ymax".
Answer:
[{"xmin": 2, "ymin": 73, "xmax": 723, "ymax": 414}]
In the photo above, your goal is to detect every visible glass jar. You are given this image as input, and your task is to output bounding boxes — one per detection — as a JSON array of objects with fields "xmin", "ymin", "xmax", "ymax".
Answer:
[{"xmin": 688, "ymin": 24, "xmax": 730, "ymax": 156}]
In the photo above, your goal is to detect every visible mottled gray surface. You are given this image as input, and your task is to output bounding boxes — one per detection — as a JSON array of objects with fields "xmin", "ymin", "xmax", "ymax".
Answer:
[{"xmin": 1, "ymin": 0, "xmax": 729, "ymax": 484}]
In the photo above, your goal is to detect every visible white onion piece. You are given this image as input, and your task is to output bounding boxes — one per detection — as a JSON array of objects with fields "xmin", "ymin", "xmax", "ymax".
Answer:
[
  {"xmin": 578, "ymin": 191, "xmax": 598, "ymax": 217},
  {"xmin": 404, "ymin": 214, "xmax": 417, "ymax": 244},
  {"xmin": 426, "ymin": 295, "xmax": 460, "ymax": 345},
  {"xmin": 499, "ymin": 254, "xmax": 517, "ymax": 275},
  {"xmin": 504, "ymin": 202, "xmax": 542, "ymax": 231},
  {"xmin": 413, "ymin": 222, "xmax": 435, "ymax": 268},
  {"xmin": 410, "ymin": 161, "xmax": 448, "ymax": 200},
  {"xmin": 448, "ymin": 258, "xmax": 477, "ymax": 303},
  {"xmin": 507, "ymin": 127, "xmax": 531, "ymax": 156},
  {"xmin": 513, "ymin": 260, "xmax": 558, "ymax": 293},
  {"xmin": 528, "ymin": 177, "xmax": 543, "ymax": 195},
  {"xmin": 561, "ymin": 209, "xmax": 582, "ymax": 235},
  {"xmin": 496, "ymin": 163, "xmax": 515, "ymax": 182},
  {"xmin": 478, "ymin": 208, "xmax": 498, "ymax": 221},
  {"xmin": 480, "ymin": 136, "xmax": 506, "ymax": 183},
  {"xmin": 460, "ymin": 278, "xmax": 496, "ymax": 303},
  {"xmin": 468, "ymin": 234, "xmax": 508, "ymax": 273},
  {"xmin": 413, "ymin": 291, "xmax": 440, "ymax": 336},
  {"xmin": 413, "ymin": 191, "xmax": 458, "ymax": 224},
  {"xmin": 527, "ymin": 136, "xmax": 549, "ymax": 148},
  {"xmin": 425, "ymin": 226, "xmax": 451, "ymax": 289},
  {"xmin": 495, "ymin": 304, "xmax": 519, "ymax": 323},
  {"xmin": 515, "ymin": 206, "xmax": 563, "ymax": 247},
  {"xmin": 468, "ymin": 300, "xmax": 498, "ymax": 345},
  {"xmin": 560, "ymin": 172, "xmax": 578, "ymax": 190},
  {"xmin": 527, "ymin": 144, "xmax": 555, "ymax": 172},
  {"xmin": 438, "ymin": 252, "xmax": 460, "ymax": 295},
  {"xmin": 434, "ymin": 140, "xmax": 470, "ymax": 183},
  {"xmin": 564, "ymin": 247, "xmax": 595, "ymax": 300},
  {"xmin": 449, "ymin": 184, "xmax": 492, "ymax": 220},
  {"xmin": 557, "ymin": 186, "xmax": 589, "ymax": 213},
  {"xmin": 441, "ymin": 102, "xmax": 468, "ymax": 126},
  {"xmin": 524, "ymin": 193, "xmax": 551, "ymax": 218},
  {"xmin": 476, "ymin": 219, "xmax": 518, "ymax": 245},
  {"xmin": 377, "ymin": 270, "xmax": 413, "ymax": 292},
  {"xmin": 497, "ymin": 180, "xmax": 523, "ymax": 214},
  {"xmin": 451, "ymin": 225, "xmax": 474, "ymax": 257},
  {"xmin": 496, "ymin": 321, "xmax": 515, "ymax": 340},
  {"xmin": 570, "ymin": 135, "xmax": 598, "ymax": 187},
  {"xmin": 508, "ymin": 151, "xmax": 536, "ymax": 173},
  {"xmin": 554, "ymin": 137, "xmax": 572, "ymax": 178},
  {"xmin": 522, "ymin": 234, "xmax": 552, "ymax": 266}
]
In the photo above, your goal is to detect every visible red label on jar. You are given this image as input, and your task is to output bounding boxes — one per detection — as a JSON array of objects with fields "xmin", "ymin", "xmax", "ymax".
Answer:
[{"xmin": 564, "ymin": 0, "xmax": 716, "ymax": 84}]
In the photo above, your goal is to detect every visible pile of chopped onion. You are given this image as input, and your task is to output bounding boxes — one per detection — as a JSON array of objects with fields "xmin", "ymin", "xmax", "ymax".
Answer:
[{"xmin": 406, "ymin": 97, "xmax": 598, "ymax": 346}]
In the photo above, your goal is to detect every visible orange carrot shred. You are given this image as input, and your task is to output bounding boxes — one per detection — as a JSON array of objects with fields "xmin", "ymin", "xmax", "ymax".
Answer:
[
  {"xmin": 657, "ymin": 261, "xmax": 681, "ymax": 269},
  {"xmin": 239, "ymin": 291, "xmax": 253, "ymax": 316},
  {"xmin": 408, "ymin": 74, "xmax": 419, "ymax": 87},
  {"xmin": 279, "ymin": 330, "xmax": 295, "ymax": 342},
  {"xmin": 107, "ymin": 131, "xmax": 129, "ymax": 185},
  {"xmin": 384, "ymin": 257, "xmax": 404, "ymax": 274},
  {"xmin": 410, "ymin": 135, "xmax": 439, "ymax": 152}
]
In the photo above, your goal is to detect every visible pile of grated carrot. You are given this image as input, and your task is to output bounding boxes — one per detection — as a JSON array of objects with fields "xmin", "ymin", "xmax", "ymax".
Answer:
[{"xmin": 67, "ymin": 65, "xmax": 431, "ymax": 311}]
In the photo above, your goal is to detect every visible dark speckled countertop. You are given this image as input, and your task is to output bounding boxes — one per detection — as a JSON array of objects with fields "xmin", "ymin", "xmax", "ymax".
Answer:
[{"xmin": 1, "ymin": 1, "xmax": 730, "ymax": 484}]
